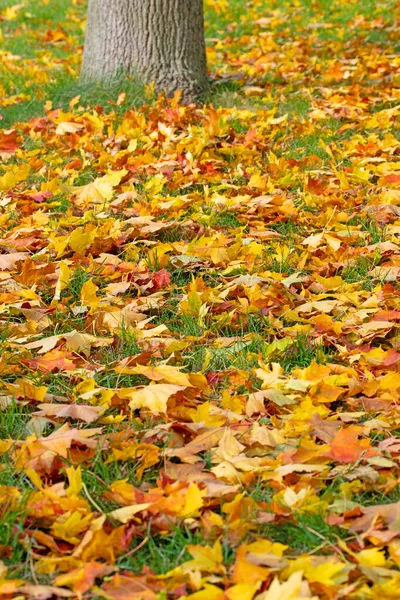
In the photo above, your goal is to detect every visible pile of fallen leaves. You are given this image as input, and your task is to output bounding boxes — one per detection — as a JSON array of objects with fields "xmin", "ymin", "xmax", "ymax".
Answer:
[{"xmin": 1, "ymin": 0, "xmax": 400, "ymax": 598}]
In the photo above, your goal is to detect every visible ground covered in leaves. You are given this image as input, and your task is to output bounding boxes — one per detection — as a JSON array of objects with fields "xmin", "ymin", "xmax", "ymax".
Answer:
[{"xmin": 1, "ymin": 0, "xmax": 400, "ymax": 598}]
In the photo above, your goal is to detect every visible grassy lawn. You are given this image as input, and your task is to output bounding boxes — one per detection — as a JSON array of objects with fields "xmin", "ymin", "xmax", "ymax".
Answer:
[{"xmin": 1, "ymin": 0, "xmax": 400, "ymax": 597}]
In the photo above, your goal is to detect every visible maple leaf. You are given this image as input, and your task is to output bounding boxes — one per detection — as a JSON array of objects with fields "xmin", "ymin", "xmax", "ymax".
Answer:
[
  {"xmin": 14, "ymin": 423, "xmax": 101, "ymax": 474},
  {"xmin": 325, "ymin": 425, "xmax": 379, "ymax": 463},
  {"xmin": 100, "ymin": 571, "xmax": 164, "ymax": 600},
  {"xmin": 149, "ymin": 268, "xmax": 171, "ymax": 290},
  {"xmin": 52, "ymin": 511, "xmax": 94, "ymax": 544},
  {"xmin": 54, "ymin": 562, "xmax": 115, "ymax": 595},
  {"xmin": 167, "ymin": 539, "xmax": 225, "ymax": 576},
  {"xmin": 107, "ymin": 503, "xmax": 153, "ymax": 523},
  {"xmin": 0, "ymin": 251, "xmax": 28, "ymax": 270},
  {"xmin": 120, "ymin": 384, "xmax": 188, "ymax": 414},
  {"xmin": 357, "ymin": 548, "xmax": 386, "ymax": 567},
  {"xmin": 33, "ymin": 403, "xmax": 103, "ymax": 423},
  {"xmin": 178, "ymin": 482, "xmax": 206, "ymax": 517},
  {"xmin": 63, "ymin": 170, "xmax": 127, "ymax": 207},
  {"xmin": 0, "ymin": 129, "xmax": 19, "ymax": 158},
  {"xmin": 255, "ymin": 571, "xmax": 317, "ymax": 599},
  {"xmin": 23, "ymin": 349, "xmax": 77, "ymax": 373},
  {"xmin": 182, "ymin": 585, "xmax": 225, "ymax": 600},
  {"xmin": 24, "ymin": 331, "xmax": 113, "ymax": 357},
  {"xmin": 114, "ymin": 363, "xmax": 193, "ymax": 386},
  {"xmin": 80, "ymin": 279, "xmax": 99, "ymax": 312},
  {"xmin": 68, "ymin": 226, "xmax": 97, "ymax": 255},
  {"xmin": 0, "ymin": 163, "xmax": 30, "ymax": 191},
  {"xmin": 5, "ymin": 379, "xmax": 47, "ymax": 402},
  {"xmin": 53, "ymin": 260, "xmax": 71, "ymax": 300}
]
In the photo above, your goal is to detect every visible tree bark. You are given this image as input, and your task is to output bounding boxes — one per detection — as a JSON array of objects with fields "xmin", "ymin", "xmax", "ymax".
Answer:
[{"xmin": 81, "ymin": 0, "xmax": 210, "ymax": 103}]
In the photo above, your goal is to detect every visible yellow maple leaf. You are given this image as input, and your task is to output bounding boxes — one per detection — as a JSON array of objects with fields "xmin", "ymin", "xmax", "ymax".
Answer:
[
  {"xmin": 144, "ymin": 173, "xmax": 166, "ymax": 194},
  {"xmin": 0, "ymin": 163, "xmax": 30, "ymax": 191},
  {"xmin": 107, "ymin": 503, "xmax": 153, "ymax": 523},
  {"xmin": 256, "ymin": 571, "xmax": 316, "ymax": 600},
  {"xmin": 63, "ymin": 169, "xmax": 127, "ymax": 207},
  {"xmin": 66, "ymin": 465, "xmax": 83, "ymax": 497},
  {"xmin": 63, "ymin": 331, "xmax": 113, "ymax": 357},
  {"xmin": 379, "ymin": 371, "xmax": 400, "ymax": 390},
  {"xmin": 69, "ymin": 226, "xmax": 97, "ymax": 254},
  {"xmin": 51, "ymin": 511, "xmax": 93, "ymax": 545},
  {"xmin": 191, "ymin": 401, "xmax": 226, "ymax": 426},
  {"xmin": 305, "ymin": 561, "xmax": 346, "ymax": 585},
  {"xmin": 248, "ymin": 172, "xmax": 267, "ymax": 190},
  {"xmin": 185, "ymin": 585, "xmax": 225, "ymax": 600},
  {"xmin": 121, "ymin": 384, "xmax": 187, "ymax": 414},
  {"xmin": 226, "ymin": 583, "xmax": 261, "ymax": 600},
  {"xmin": 80, "ymin": 279, "xmax": 99, "ymax": 312},
  {"xmin": 180, "ymin": 290, "xmax": 203, "ymax": 317},
  {"xmin": 53, "ymin": 260, "xmax": 71, "ymax": 301},
  {"xmin": 246, "ymin": 539, "xmax": 288, "ymax": 557},
  {"xmin": 178, "ymin": 482, "xmax": 206, "ymax": 518},
  {"xmin": 255, "ymin": 362, "xmax": 284, "ymax": 389},
  {"xmin": 5, "ymin": 379, "xmax": 47, "ymax": 402},
  {"xmin": 183, "ymin": 539, "xmax": 225, "ymax": 573},
  {"xmin": 357, "ymin": 548, "xmax": 386, "ymax": 568},
  {"xmin": 115, "ymin": 364, "xmax": 193, "ymax": 386}
]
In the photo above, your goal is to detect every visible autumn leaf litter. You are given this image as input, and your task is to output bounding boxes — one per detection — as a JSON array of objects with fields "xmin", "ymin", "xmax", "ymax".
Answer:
[{"xmin": 1, "ymin": 0, "xmax": 400, "ymax": 598}]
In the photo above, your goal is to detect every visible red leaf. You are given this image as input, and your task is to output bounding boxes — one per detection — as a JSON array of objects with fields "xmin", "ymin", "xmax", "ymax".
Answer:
[
  {"xmin": 150, "ymin": 269, "xmax": 171, "ymax": 290},
  {"xmin": 0, "ymin": 129, "xmax": 20, "ymax": 155}
]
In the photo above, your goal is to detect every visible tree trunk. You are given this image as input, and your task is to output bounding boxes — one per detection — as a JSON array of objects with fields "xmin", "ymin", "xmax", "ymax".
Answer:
[{"xmin": 81, "ymin": 0, "xmax": 210, "ymax": 103}]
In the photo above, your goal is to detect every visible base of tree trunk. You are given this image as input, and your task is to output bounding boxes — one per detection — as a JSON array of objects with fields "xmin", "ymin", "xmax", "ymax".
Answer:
[{"xmin": 81, "ymin": 0, "xmax": 210, "ymax": 104}]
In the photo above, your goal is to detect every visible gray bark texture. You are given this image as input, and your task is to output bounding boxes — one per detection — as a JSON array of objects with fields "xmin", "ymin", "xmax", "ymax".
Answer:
[{"xmin": 81, "ymin": 0, "xmax": 210, "ymax": 103}]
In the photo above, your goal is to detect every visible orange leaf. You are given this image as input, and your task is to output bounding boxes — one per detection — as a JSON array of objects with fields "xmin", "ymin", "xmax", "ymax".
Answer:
[{"xmin": 325, "ymin": 426, "xmax": 379, "ymax": 463}]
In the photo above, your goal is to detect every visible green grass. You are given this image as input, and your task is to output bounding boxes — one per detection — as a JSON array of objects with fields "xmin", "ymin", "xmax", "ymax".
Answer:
[
  {"xmin": 278, "ymin": 95, "xmax": 311, "ymax": 119},
  {"xmin": 262, "ymin": 513, "xmax": 348, "ymax": 554},
  {"xmin": 284, "ymin": 133, "xmax": 335, "ymax": 162},
  {"xmin": 63, "ymin": 265, "xmax": 91, "ymax": 302},
  {"xmin": 0, "ymin": 401, "xmax": 33, "ymax": 440},
  {"xmin": 0, "ymin": 500, "xmax": 29, "ymax": 567},
  {"xmin": 1, "ymin": 77, "xmax": 147, "ymax": 130},
  {"xmin": 121, "ymin": 527, "xmax": 219, "ymax": 575},
  {"xmin": 263, "ymin": 333, "xmax": 337, "ymax": 373},
  {"xmin": 341, "ymin": 253, "xmax": 381, "ymax": 284},
  {"xmin": 0, "ymin": 458, "xmax": 33, "ymax": 571},
  {"xmin": 353, "ymin": 485, "xmax": 400, "ymax": 507},
  {"xmin": 213, "ymin": 212, "xmax": 243, "ymax": 229}
]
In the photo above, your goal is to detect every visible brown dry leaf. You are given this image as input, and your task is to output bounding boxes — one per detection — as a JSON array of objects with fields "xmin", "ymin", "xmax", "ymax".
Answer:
[{"xmin": 33, "ymin": 403, "xmax": 103, "ymax": 423}]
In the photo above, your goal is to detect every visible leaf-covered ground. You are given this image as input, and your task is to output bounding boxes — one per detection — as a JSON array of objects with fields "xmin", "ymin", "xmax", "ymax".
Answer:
[{"xmin": 1, "ymin": 0, "xmax": 400, "ymax": 598}]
